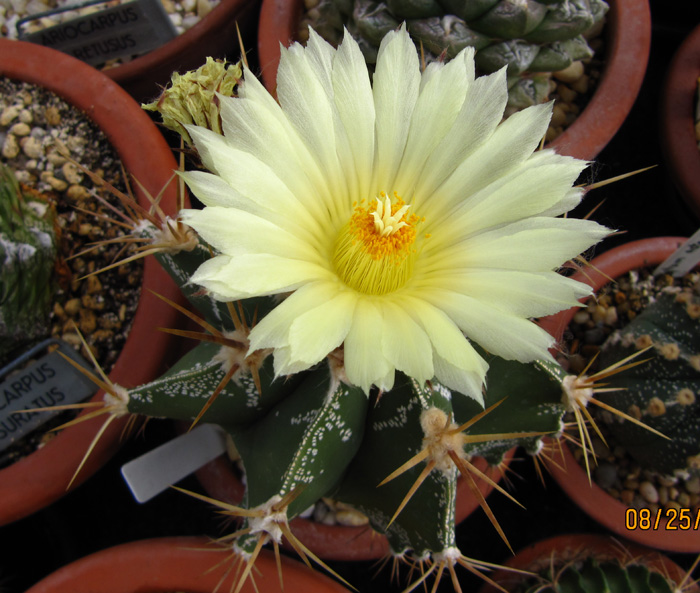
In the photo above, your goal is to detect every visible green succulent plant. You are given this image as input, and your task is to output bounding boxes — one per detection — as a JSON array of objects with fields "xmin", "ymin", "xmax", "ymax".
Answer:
[
  {"xmin": 68, "ymin": 33, "xmax": 644, "ymax": 592},
  {"xmin": 519, "ymin": 555, "xmax": 680, "ymax": 593},
  {"xmin": 0, "ymin": 163, "xmax": 58, "ymax": 364},
  {"xmin": 596, "ymin": 289, "xmax": 700, "ymax": 477},
  {"xmin": 301, "ymin": 0, "xmax": 607, "ymax": 112}
]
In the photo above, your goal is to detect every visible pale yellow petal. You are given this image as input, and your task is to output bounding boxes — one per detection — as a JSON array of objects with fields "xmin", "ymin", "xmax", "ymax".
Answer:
[
  {"xmin": 248, "ymin": 281, "xmax": 342, "ymax": 351},
  {"xmin": 395, "ymin": 295, "xmax": 487, "ymax": 403},
  {"xmin": 428, "ymin": 154, "xmax": 587, "ymax": 240},
  {"xmin": 190, "ymin": 254, "xmax": 332, "ymax": 300},
  {"xmin": 422, "ymin": 102, "xmax": 553, "ymax": 222},
  {"xmin": 288, "ymin": 290, "xmax": 358, "ymax": 365},
  {"xmin": 378, "ymin": 301, "xmax": 433, "ymax": 384},
  {"xmin": 393, "ymin": 51, "xmax": 471, "ymax": 199},
  {"xmin": 412, "ymin": 67, "xmax": 507, "ymax": 212},
  {"xmin": 276, "ymin": 40, "xmax": 349, "ymax": 216},
  {"xmin": 419, "ymin": 289, "xmax": 555, "ymax": 363},
  {"xmin": 423, "ymin": 217, "xmax": 609, "ymax": 273},
  {"xmin": 371, "ymin": 25, "xmax": 421, "ymax": 191},
  {"xmin": 332, "ymin": 29, "xmax": 376, "ymax": 202},
  {"xmin": 344, "ymin": 298, "xmax": 394, "ymax": 394},
  {"xmin": 181, "ymin": 207, "xmax": 321, "ymax": 262},
  {"xmin": 420, "ymin": 269, "xmax": 592, "ymax": 318}
]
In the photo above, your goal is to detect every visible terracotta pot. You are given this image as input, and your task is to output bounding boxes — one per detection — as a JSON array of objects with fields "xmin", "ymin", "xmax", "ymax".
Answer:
[
  {"xmin": 478, "ymin": 533, "xmax": 699, "ymax": 593},
  {"xmin": 194, "ymin": 444, "xmax": 515, "ymax": 561},
  {"xmin": 661, "ymin": 22, "xmax": 700, "ymax": 222},
  {"xmin": 256, "ymin": 0, "xmax": 650, "ymax": 162},
  {"xmin": 537, "ymin": 236, "xmax": 700, "ymax": 554},
  {"xmin": 24, "ymin": 536, "xmax": 349, "ymax": 593},
  {"xmin": 103, "ymin": 0, "xmax": 259, "ymax": 102},
  {"xmin": 0, "ymin": 40, "xmax": 184, "ymax": 526}
]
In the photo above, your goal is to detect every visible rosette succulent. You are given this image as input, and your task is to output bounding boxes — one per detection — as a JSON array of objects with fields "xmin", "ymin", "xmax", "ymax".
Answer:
[
  {"xmin": 301, "ymin": 0, "xmax": 608, "ymax": 112},
  {"xmin": 70, "ymin": 25, "xmax": 626, "ymax": 592}
]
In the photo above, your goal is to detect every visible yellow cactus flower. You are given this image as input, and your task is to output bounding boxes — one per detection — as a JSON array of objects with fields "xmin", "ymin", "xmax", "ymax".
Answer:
[{"xmin": 180, "ymin": 26, "xmax": 609, "ymax": 402}]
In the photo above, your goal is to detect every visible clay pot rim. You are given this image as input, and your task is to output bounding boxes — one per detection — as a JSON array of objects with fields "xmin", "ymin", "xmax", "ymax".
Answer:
[
  {"xmin": 193, "ymin": 443, "xmax": 515, "ymax": 561},
  {"xmin": 256, "ymin": 0, "xmax": 651, "ymax": 161},
  {"xmin": 24, "ymin": 536, "xmax": 350, "ymax": 593},
  {"xmin": 660, "ymin": 22, "xmax": 700, "ymax": 221},
  {"xmin": 0, "ymin": 40, "xmax": 183, "ymax": 526},
  {"xmin": 477, "ymin": 532, "xmax": 699, "ymax": 593},
  {"xmin": 537, "ymin": 236, "xmax": 700, "ymax": 554}
]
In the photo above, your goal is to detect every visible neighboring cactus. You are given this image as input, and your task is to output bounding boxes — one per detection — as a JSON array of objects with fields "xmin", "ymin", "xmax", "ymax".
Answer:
[
  {"xmin": 596, "ymin": 289, "xmax": 700, "ymax": 477},
  {"xmin": 0, "ymin": 164, "xmax": 58, "ymax": 364},
  {"xmin": 519, "ymin": 556, "xmax": 679, "ymax": 593},
  {"xmin": 301, "ymin": 0, "xmax": 607, "ymax": 112}
]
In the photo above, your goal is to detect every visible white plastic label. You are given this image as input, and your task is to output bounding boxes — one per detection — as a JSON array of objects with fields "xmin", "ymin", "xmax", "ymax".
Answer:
[
  {"xmin": 121, "ymin": 423, "xmax": 228, "ymax": 503},
  {"xmin": 654, "ymin": 229, "xmax": 700, "ymax": 277}
]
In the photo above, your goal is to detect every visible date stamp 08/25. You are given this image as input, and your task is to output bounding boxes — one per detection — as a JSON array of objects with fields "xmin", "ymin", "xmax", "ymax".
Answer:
[{"xmin": 626, "ymin": 507, "xmax": 700, "ymax": 531}]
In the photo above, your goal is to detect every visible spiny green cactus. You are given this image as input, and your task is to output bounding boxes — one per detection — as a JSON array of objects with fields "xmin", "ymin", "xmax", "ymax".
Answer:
[
  {"xmin": 597, "ymin": 289, "xmax": 700, "ymax": 477},
  {"xmin": 0, "ymin": 164, "xmax": 58, "ymax": 364},
  {"xmin": 115, "ymin": 219, "xmax": 572, "ymax": 564},
  {"xmin": 71, "ymin": 35, "xmax": 629, "ymax": 591},
  {"xmin": 520, "ymin": 556, "xmax": 678, "ymax": 593},
  {"xmin": 301, "ymin": 0, "xmax": 607, "ymax": 112}
]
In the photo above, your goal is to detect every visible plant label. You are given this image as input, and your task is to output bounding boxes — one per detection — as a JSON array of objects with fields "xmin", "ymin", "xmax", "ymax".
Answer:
[
  {"xmin": 16, "ymin": 0, "xmax": 178, "ymax": 67},
  {"xmin": 0, "ymin": 338, "xmax": 97, "ymax": 454},
  {"xmin": 121, "ymin": 423, "xmax": 228, "ymax": 503},
  {"xmin": 654, "ymin": 229, "xmax": 700, "ymax": 277}
]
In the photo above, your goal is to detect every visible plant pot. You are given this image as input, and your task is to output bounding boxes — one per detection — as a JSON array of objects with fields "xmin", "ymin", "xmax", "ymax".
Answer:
[
  {"xmin": 256, "ymin": 0, "xmax": 650, "ymax": 162},
  {"xmin": 661, "ymin": 22, "xmax": 700, "ymax": 222},
  {"xmin": 537, "ymin": 236, "xmax": 700, "ymax": 554},
  {"xmin": 0, "ymin": 39, "xmax": 184, "ymax": 526},
  {"xmin": 477, "ymin": 533, "xmax": 698, "ymax": 593},
  {"xmin": 24, "ymin": 536, "xmax": 350, "ymax": 593},
  {"xmin": 102, "ymin": 0, "xmax": 260, "ymax": 101},
  {"xmin": 193, "ymin": 444, "xmax": 515, "ymax": 561}
]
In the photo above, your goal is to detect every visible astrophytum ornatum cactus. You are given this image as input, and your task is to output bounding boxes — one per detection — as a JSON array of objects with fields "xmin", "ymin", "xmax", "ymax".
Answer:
[
  {"xmin": 597, "ymin": 289, "xmax": 700, "ymax": 477},
  {"xmin": 301, "ymin": 0, "xmax": 608, "ymax": 112},
  {"xmin": 0, "ymin": 163, "xmax": 58, "ymax": 364},
  {"xmin": 66, "ymin": 27, "xmax": 628, "ymax": 592}
]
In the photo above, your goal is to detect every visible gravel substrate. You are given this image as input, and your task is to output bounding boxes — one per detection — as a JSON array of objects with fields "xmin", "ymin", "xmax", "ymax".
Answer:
[{"xmin": 0, "ymin": 77, "xmax": 143, "ymax": 468}]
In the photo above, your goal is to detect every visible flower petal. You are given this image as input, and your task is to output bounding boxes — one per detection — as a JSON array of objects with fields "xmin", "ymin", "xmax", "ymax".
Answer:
[
  {"xmin": 422, "ymin": 269, "xmax": 592, "ymax": 318},
  {"xmin": 288, "ymin": 290, "xmax": 358, "ymax": 365},
  {"xmin": 332, "ymin": 29, "xmax": 376, "ymax": 202},
  {"xmin": 419, "ymin": 289, "xmax": 556, "ymax": 363},
  {"xmin": 412, "ymin": 67, "xmax": 507, "ymax": 212},
  {"xmin": 371, "ymin": 25, "xmax": 421, "ymax": 191},
  {"xmin": 181, "ymin": 206, "xmax": 321, "ymax": 262},
  {"xmin": 190, "ymin": 254, "xmax": 332, "ymax": 300},
  {"xmin": 396, "ymin": 295, "xmax": 488, "ymax": 403},
  {"xmin": 378, "ymin": 300, "xmax": 433, "ymax": 384},
  {"xmin": 394, "ymin": 51, "xmax": 472, "ymax": 199},
  {"xmin": 424, "ymin": 217, "xmax": 609, "ymax": 273},
  {"xmin": 423, "ymin": 101, "xmax": 553, "ymax": 223},
  {"xmin": 344, "ymin": 298, "xmax": 394, "ymax": 393},
  {"xmin": 248, "ymin": 281, "xmax": 342, "ymax": 351}
]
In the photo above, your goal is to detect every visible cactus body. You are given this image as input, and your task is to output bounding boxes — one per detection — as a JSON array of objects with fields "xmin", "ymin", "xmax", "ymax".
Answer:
[
  {"xmin": 0, "ymin": 164, "xmax": 58, "ymax": 362},
  {"xmin": 302, "ymin": 0, "xmax": 607, "ymax": 110},
  {"xmin": 521, "ymin": 557, "xmax": 676, "ymax": 593},
  {"xmin": 597, "ymin": 290, "xmax": 700, "ymax": 477}
]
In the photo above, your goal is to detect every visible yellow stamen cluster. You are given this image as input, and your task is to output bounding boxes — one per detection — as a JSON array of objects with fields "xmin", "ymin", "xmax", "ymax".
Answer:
[{"xmin": 333, "ymin": 192, "xmax": 421, "ymax": 295}]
